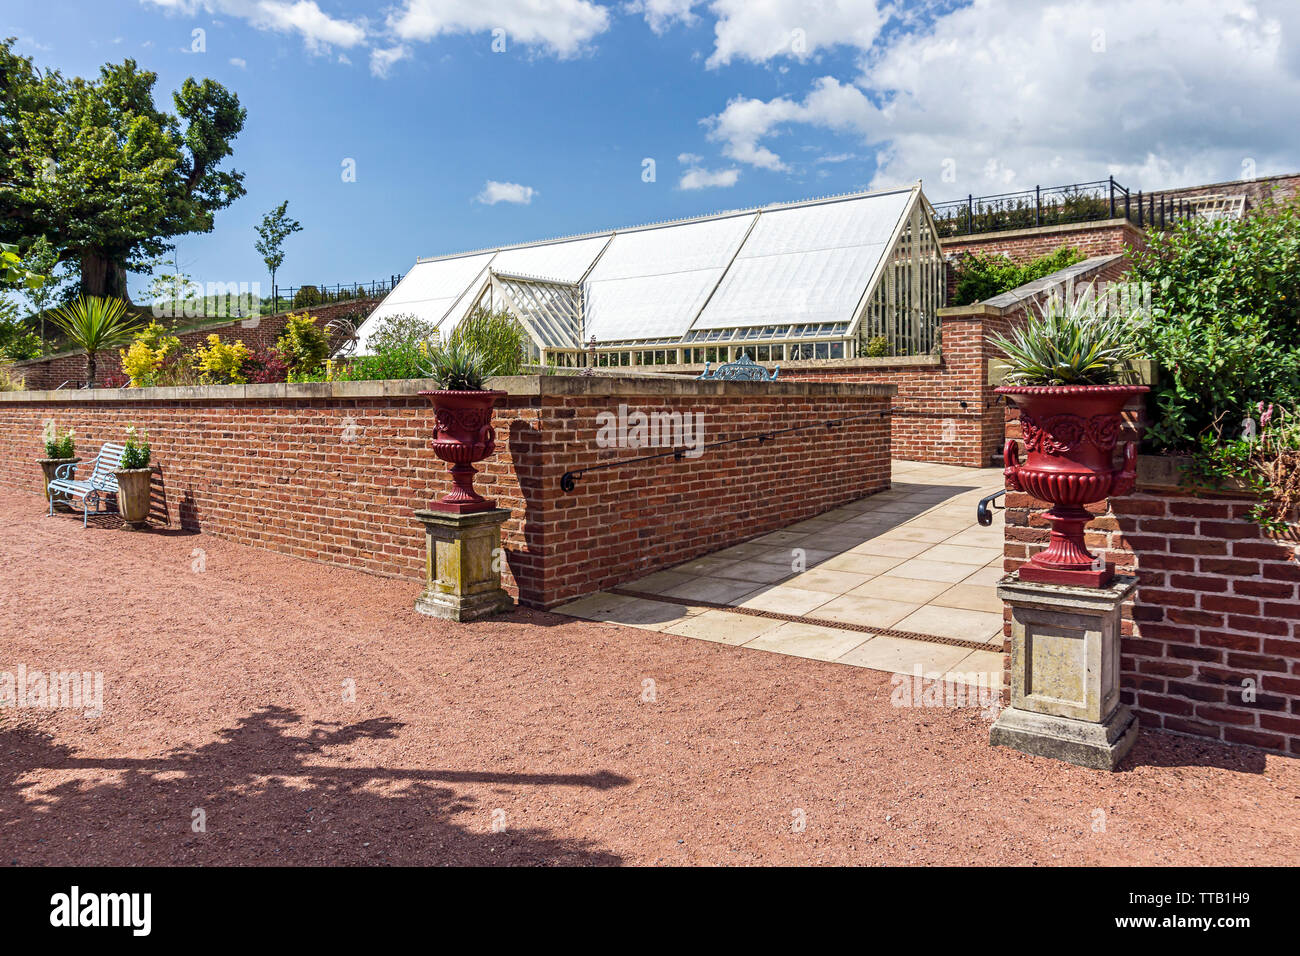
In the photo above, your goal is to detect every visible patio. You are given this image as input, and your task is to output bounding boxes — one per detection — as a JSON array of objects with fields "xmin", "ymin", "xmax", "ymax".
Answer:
[{"xmin": 556, "ymin": 461, "xmax": 1007, "ymax": 682}]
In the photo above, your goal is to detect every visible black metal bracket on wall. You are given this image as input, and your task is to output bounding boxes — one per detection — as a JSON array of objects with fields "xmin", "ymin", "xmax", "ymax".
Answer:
[{"xmin": 559, "ymin": 409, "xmax": 890, "ymax": 493}]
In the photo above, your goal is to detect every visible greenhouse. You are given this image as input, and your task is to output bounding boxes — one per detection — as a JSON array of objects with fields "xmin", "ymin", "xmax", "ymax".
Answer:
[{"xmin": 356, "ymin": 183, "xmax": 946, "ymax": 367}]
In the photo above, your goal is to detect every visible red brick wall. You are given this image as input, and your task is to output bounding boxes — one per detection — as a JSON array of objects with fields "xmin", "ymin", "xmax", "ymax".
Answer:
[
  {"xmin": 542, "ymin": 390, "xmax": 892, "ymax": 604},
  {"xmin": 1002, "ymin": 410, "xmax": 1300, "ymax": 757},
  {"xmin": 779, "ymin": 317, "xmax": 997, "ymax": 467},
  {"xmin": 0, "ymin": 378, "xmax": 893, "ymax": 609},
  {"xmin": 12, "ymin": 299, "xmax": 379, "ymax": 390}
]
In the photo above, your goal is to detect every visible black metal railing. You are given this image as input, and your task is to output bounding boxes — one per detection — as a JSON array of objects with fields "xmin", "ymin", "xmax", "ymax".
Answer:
[
  {"xmin": 931, "ymin": 177, "xmax": 1195, "ymax": 238},
  {"xmin": 146, "ymin": 275, "xmax": 403, "ymax": 321},
  {"xmin": 262, "ymin": 275, "xmax": 403, "ymax": 315}
]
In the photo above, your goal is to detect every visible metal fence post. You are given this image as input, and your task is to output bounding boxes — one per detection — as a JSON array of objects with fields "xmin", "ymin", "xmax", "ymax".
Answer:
[
  {"xmin": 1035, "ymin": 185, "xmax": 1041, "ymax": 226},
  {"xmin": 1108, "ymin": 176, "xmax": 1115, "ymax": 218}
]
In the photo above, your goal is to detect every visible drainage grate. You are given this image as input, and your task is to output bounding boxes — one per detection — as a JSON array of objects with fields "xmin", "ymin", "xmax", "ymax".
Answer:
[{"xmin": 608, "ymin": 587, "xmax": 1004, "ymax": 653}]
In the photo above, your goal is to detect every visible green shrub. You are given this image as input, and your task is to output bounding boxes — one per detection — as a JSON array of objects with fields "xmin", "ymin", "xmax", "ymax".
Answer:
[
  {"xmin": 277, "ymin": 312, "xmax": 331, "ymax": 379},
  {"xmin": 863, "ymin": 335, "xmax": 890, "ymax": 357},
  {"xmin": 365, "ymin": 311, "xmax": 440, "ymax": 353},
  {"xmin": 291, "ymin": 285, "xmax": 322, "ymax": 309},
  {"xmin": 952, "ymin": 245, "xmax": 1087, "ymax": 306},
  {"xmin": 448, "ymin": 307, "xmax": 527, "ymax": 376},
  {"xmin": 1128, "ymin": 197, "xmax": 1300, "ymax": 450}
]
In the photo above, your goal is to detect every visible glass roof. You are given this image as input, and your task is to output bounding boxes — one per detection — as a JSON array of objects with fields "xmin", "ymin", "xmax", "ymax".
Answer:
[{"xmin": 357, "ymin": 186, "xmax": 921, "ymax": 353}]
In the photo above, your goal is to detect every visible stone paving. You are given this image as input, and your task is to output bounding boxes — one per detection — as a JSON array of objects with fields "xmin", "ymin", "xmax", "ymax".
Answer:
[{"xmin": 556, "ymin": 461, "xmax": 1008, "ymax": 684}]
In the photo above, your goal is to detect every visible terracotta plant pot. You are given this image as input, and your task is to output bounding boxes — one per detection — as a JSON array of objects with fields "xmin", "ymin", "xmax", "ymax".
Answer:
[
  {"xmin": 997, "ymin": 384, "xmax": 1149, "ymax": 587},
  {"xmin": 38, "ymin": 457, "xmax": 80, "ymax": 503},
  {"xmin": 418, "ymin": 389, "xmax": 506, "ymax": 513},
  {"xmin": 114, "ymin": 467, "xmax": 154, "ymax": 529}
]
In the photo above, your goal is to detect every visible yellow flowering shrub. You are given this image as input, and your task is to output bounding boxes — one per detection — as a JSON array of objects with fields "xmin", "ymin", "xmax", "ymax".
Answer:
[
  {"xmin": 119, "ymin": 321, "xmax": 182, "ymax": 387},
  {"xmin": 192, "ymin": 334, "xmax": 253, "ymax": 385}
]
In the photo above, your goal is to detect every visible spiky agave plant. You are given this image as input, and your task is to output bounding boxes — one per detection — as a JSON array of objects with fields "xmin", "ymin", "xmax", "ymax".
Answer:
[
  {"xmin": 424, "ymin": 338, "xmax": 502, "ymax": 391},
  {"xmin": 990, "ymin": 287, "xmax": 1144, "ymax": 386},
  {"xmin": 49, "ymin": 296, "xmax": 136, "ymax": 386}
]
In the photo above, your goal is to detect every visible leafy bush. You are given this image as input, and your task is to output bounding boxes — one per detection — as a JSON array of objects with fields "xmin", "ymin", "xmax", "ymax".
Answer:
[
  {"xmin": 990, "ymin": 286, "xmax": 1144, "ymax": 386},
  {"xmin": 1128, "ymin": 198, "xmax": 1300, "ymax": 451},
  {"xmin": 952, "ymin": 245, "xmax": 1087, "ymax": 306},
  {"xmin": 447, "ymin": 307, "xmax": 527, "ymax": 376},
  {"xmin": 335, "ymin": 343, "xmax": 429, "ymax": 381},
  {"xmin": 42, "ymin": 423, "xmax": 75, "ymax": 458},
  {"xmin": 192, "ymin": 333, "xmax": 252, "ymax": 384},
  {"xmin": 247, "ymin": 346, "xmax": 290, "ymax": 384},
  {"xmin": 292, "ymin": 285, "xmax": 322, "ymax": 309},
  {"xmin": 119, "ymin": 320, "xmax": 182, "ymax": 387},
  {"xmin": 120, "ymin": 424, "xmax": 151, "ymax": 469},
  {"xmin": 364, "ymin": 312, "xmax": 440, "ymax": 353},
  {"xmin": 276, "ymin": 312, "xmax": 331, "ymax": 379},
  {"xmin": 863, "ymin": 335, "xmax": 890, "ymax": 357},
  {"xmin": 1182, "ymin": 404, "xmax": 1300, "ymax": 533}
]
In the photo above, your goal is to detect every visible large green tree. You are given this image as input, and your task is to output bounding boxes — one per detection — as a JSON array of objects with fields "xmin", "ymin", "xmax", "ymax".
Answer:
[{"xmin": 0, "ymin": 38, "xmax": 246, "ymax": 302}]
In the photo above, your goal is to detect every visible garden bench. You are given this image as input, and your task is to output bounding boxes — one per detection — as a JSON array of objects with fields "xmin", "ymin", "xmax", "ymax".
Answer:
[
  {"xmin": 698, "ymin": 353, "xmax": 780, "ymax": 381},
  {"xmin": 47, "ymin": 442, "xmax": 127, "ymax": 527}
]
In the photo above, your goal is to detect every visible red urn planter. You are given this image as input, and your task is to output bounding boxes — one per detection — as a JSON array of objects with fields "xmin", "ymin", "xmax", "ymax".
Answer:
[
  {"xmin": 997, "ymin": 384, "xmax": 1148, "ymax": 588},
  {"xmin": 419, "ymin": 389, "xmax": 506, "ymax": 513}
]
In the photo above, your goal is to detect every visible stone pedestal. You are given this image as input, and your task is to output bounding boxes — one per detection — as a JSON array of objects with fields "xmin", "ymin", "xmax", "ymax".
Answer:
[
  {"xmin": 990, "ymin": 573, "xmax": 1139, "ymax": 770},
  {"xmin": 413, "ymin": 508, "xmax": 513, "ymax": 622}
]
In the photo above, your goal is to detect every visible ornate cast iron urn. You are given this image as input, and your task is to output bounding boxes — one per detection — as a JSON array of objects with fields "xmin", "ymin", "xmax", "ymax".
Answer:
[
  {"xmin": 418, "ymin": 389, "xmax": 506, "ymax": 513},
  {"xmin": 997, "ymin": 384, "xmax": 1148, "ymax": 588}
]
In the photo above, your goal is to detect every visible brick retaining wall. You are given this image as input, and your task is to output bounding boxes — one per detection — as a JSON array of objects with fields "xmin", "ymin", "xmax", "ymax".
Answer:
[
  {"xmin": 0, "ymin": 375, "xmax": 894, "ymax": 609},
  {"xmin": 1002, "ymin": 412, "xmax": 1300, "ymax": 758}
]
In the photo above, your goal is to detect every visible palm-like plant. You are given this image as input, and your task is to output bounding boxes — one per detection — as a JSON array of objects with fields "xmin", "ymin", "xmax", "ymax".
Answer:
[
  {"xmin": 49, "ymin": 296, "xmax": 136, "ymax": 386},
  {"xmin": 990, "ymin": 288, "xmax": 1144, "ymax": 386}
]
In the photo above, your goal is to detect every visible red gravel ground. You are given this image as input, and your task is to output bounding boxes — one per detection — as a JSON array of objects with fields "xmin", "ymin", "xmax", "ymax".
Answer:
[{"xmin": 1, "ymin": 491, "xmax": 1297, "ymax": 866}]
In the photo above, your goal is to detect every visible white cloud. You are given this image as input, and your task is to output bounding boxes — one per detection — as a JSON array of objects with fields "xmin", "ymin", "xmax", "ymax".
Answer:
[
  {"xmin": 141, "ymin": 0, "xmax": 366, "ymax": 50},
  {"xmin": 255, "ymin": 0, "xmax": 367, "ymax": 49},
  {"xmin": 388, "ymin": 0, "xmax": 610, "ymax": 58},
  {"xmin": 476, "ymin": 180, "xmax": 537, "ymax": 205},
  {"xmin": 701, "ymin": 1, "xmax": 1300, "ymax": 192},
  {"xmin": 677, "ymin": 151, "xmax": 703, "ymax": 164},
  {"xmin": 369, "ymin": 44, "xmax": 410, "ymax": 77},
  {"xmin": 228, "ymin": 56, "xmax": 247, "ymax": 68},
  {"xmin": 626, "ymin": 0, "xmax": 702, "ymax": 35},
  {"xmin": 706, "ymin": 0, "xmax": 889, "ymax": 68},
  {"xmin": 678, "ymin": 164, "xmax": 741, "ymax": 189},
  {"xmin": 704, "ymin": 76, "xmax": 876, "ymax": 171}
]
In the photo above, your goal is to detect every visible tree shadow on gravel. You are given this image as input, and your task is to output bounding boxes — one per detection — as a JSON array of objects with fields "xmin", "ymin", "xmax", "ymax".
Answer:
[{"xmin": 0, "ymin": 706, "xmax": 628, "ymax": 866}]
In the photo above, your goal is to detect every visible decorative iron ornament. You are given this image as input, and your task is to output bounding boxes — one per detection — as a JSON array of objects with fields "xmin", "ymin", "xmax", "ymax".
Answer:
[{"xmin": 697, "ymin": 354, "xmax": 780, "ymax": 382}]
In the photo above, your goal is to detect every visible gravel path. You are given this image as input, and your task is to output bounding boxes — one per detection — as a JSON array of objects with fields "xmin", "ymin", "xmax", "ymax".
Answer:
[{"xmin": 1, "ymin": 492, "xmax": 1297, "ymax": 866}]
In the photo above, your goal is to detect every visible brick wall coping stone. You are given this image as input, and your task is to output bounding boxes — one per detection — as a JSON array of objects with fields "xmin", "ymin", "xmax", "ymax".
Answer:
[
  {"xmin": 0, "ymin": 374, "xmax": 897, "ymax": 405},
  {"xmin": 939, "ymin": 218, "xmax": 1144, "ymax": 246},
  {"xmin": 980, "ymin": 254, "xmax": 1126, "ymax": 311},
  {"xmin": 1135, "ymin": 454, "xmax": 1257, "ymax": 496},
  {"xmin": 652, "ymin": 354, "xmax": 940, "ymax": 376}
]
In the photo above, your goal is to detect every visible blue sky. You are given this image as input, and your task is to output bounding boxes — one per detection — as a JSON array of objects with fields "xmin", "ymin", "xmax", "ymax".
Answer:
[{"xmin": 7, "ymin": 1, "xmax": 1299, "ymax": 300}]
